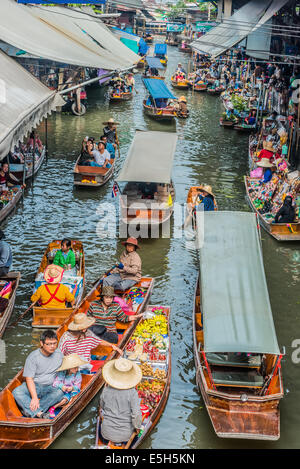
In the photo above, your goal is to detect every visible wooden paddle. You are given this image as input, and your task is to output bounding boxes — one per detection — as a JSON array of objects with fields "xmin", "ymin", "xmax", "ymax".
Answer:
[{"xmin": 9, "ymin": 301, "xmax": 37, "ymax": 329}]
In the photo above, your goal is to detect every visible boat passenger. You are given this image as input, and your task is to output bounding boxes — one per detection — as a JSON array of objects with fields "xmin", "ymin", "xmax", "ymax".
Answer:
[
  {"xmin": 177, "ymin": 96, "xmax": 188, "ymax": 117},
  {"xmin": 245, "ymin": 110, "xmax": 256, "ymax": 125},
  {"xmin": 87, "ymin": 286, "xmax": 142, "ymax": 344},
  {"xmin": 0, "ymin": 230, "xmax": 12, "ymax": 276},
  {"xmin": 100, "ymin": 135, "xmax": 115, "ymax": 159},
  {"xmin": 102, "ymin": 118, "xmax": 119, "ymax": 145},
  {"xmin": 176, "ymin": 63, "xmax": 186, "ymax": 74},
  {"xmin": 195, "ymin": 185, "xmax": 215, "ymax": 212},
  {"xmin": 31, "ymin": 265, "xmax": 75, "ymax": 309},
  {"xmin": 53, "ymin": 239, "xmax": 76, "ymax": 271},
  {"xmin": 88, "ymin": 141, "xmax": 111, "ymax": 168},
  {"xmin": 12, "ymin": 330, "xmax": 65, "ymax": 418},
  {"xmin": 150, "ymin": 67, "xmax": 159, "ymax": 77},
  {"xmin": 138, "ymin": 182, "xmax": 158, "ymax": 199},
  {"xmin": 155, "ymin": 98, "xmax": 167, "ymax": 108},
  {"xmin": 47, "ymin": 354, "xmax": 88, "ymax": 418},
  {"xmin": 0, "ymin": 162, "xmax": 20, "ymax": 191},
  {"xmin": 99, "ymin": 358, "xmax": 142, "ymax": 445},
  {"xmin": 273, "ymin": 195, "xmax": 295, "ymax": 224},
  {"xmin": 125, "ymin": 73, "xmax": 135, "ymax": 92},
  {"xmin": 58, "ymin": 313, "xmax": 122, "ymax": 370},
  {"xmin": 103, "ymin": 237, "xmax": 142, "ymax": 292}
]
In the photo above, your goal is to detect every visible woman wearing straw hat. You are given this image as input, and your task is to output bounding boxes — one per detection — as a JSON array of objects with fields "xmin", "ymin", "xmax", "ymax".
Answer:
[
  {"xmin": 195, "ymin": 185, "xmax": 216, "ymax": 212},
  {"xmin": 31, "ymin": 265, "xmax": 75, "ymax": 309},
  {"xmin": 45, "ymin": 353, "xmax": 88, "ymax": 418},
  {"xmin": 103, "ymin": 237, "xmax": 142, "ymax": 292},
  {"xmin": 58, "ymin": 313, "xmax": 122, "ymax": 371},
  {"xmin": 99, "ymin": 358, "xmax": 142, "ymax": 445}
]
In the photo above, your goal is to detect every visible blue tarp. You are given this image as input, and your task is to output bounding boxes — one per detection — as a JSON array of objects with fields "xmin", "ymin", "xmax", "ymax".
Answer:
[
  {"xmin": 146, "ymin": 57, "xmax": 164, "ymax": 70},
  {"xmin": 154, "ymin": 43, "xmax": 167, "ymax": 56},
  {"xmin": 143, "ymin": 79, "xmax": 175, "ymax": 99},
  {"xmin": 139, "ymin": 38, "xmax": 148, "ymax": 55}
]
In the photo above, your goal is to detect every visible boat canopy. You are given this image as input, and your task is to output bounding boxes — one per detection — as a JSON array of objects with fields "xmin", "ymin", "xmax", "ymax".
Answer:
[
  {"xmin": 146, "ymin": 57, "xmax": 164, "ymax": 70},
  {"xmin": 143, "ymin": 79, "xmax": 176, "ymax": 100},
  {"xmin": 154, "ymin": 43, "xmax": 167, "ymax": 55},
  {"xmin": 116, "ymin": 131, "xmax": 177, "ymax": 184},
  {"xmin": 197, "ymin": 211, "xmax": 280, "ymax": 355}
]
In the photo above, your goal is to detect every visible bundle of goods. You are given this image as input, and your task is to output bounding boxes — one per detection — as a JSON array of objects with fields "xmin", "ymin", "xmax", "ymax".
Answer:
[{"xmin": 124, "ymin": 287, "xmax": 147, "ymax": 312}]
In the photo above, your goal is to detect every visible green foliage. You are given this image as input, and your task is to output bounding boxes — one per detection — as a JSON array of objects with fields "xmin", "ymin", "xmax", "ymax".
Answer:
[{"xmin": 231, "ymin": 94, "xmax": 248, "ymax": 113}]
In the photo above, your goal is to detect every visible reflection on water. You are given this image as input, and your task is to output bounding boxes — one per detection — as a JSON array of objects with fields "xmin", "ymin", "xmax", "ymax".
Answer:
[{"xmin": 0, "ymin": 43, "xmax": 299, "ymax": 449}]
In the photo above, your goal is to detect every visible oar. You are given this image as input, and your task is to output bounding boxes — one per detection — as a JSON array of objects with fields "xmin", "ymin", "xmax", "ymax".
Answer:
[
  {"xmin": 92, "ymin": 265, "xmax": 118, "ymax": 290},
  {"xmin": 124, "ymin": 430, "xmax": 138, "ymax": 449},
  {"xmin": 8, "ymin": 301, "xmax": 38, "ymax": 329},
  {"xmin": 114, "ymin": 127, "xmax": 121, "ymax": 159}
]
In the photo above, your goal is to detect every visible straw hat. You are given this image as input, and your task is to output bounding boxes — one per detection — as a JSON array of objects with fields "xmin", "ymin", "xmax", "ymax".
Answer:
[
  {"xmin": 179, "ymin": 96, "xmax": 187, "ymax": 103},
  {"xmin": 102, "ymin": 118, "xmax": 120, "ymax": 125},
  {"xmin": 56, "ymin": 353, "xmax": 89, "ymax": 372},
  {"xmin": 68, "ymin": 313, "xmax": 95, "ymax": 331},
  {"xmin": 263, "ymin": 141, "xmax": 276, "ymax": 152},
  {"xmin": 102, "ymin": 358, "xmax": 142, "ymax": 390},
  {"xmin": 44, "ymin": 265, "xmax": 64, "ymax": 284},
  {"xmin": 121, "ymin": 237, "xmax": 140, "ymax": 249},
  {"xmin": 198, "ymin": 184, "xmax": 214, "ymax": 197},
  {"xmin": 101, "ymin": 286, "xmax": 115, "ymax": 298},
  {"xmin": 256, "ymin": 158, "xmax": 274, "ymax": 168}
]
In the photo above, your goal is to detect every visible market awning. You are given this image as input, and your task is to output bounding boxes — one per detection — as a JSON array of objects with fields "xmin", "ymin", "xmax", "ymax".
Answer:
[
  {"xmin": 143, "ymin": 79, "xmax": 176, "ymax": 100},
  {"xmin": 154, "ymin": 43, "xmax": 167, "ymax": 55},
  {"xmin": 197, "ymin": 211, "xmax": 280, "ymax": 355},
  {"xmin": 116, "ymin": 131, "xmax": 177, "ymax": 184},
  {"xmin": 146, "ymin": 57, "xmax": 164, "ymax": 70},
  {"xmin": 0, "ymin": 51, "xmax": 65, "ymax": 160},
  {"xmin": 190, "ymin": 0, "xmax": 289, "ymax": 58},
  {"xmin": 0, "ymin": 0, "xmax": 139, "ymax": 69}
]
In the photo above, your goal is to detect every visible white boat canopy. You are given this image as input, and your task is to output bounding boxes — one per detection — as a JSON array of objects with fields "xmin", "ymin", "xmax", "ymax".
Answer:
[
  {"xmin": 190, "ymin": 0, "xmax": 289, "ymax": 58},
  {"xmin": 196, "ymin": 211, "xmax": 280, "ymax": 355},
  {"xmin": 116, "ymin": 131, "xmax": 178, "ymax": 184},
  {"xmin": 0, "ymin": 0, "xmax": 139, "ymax": 69},
  {"xmin": 0, "ymin": 51, "xmax": 64, "ymax": 161}
]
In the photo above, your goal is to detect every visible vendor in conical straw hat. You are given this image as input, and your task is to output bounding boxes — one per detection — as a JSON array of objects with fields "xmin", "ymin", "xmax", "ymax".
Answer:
[
  {"xmin": 31, "ymin": 265, "xmax": 75, "ymax": 309},
  {"xmin": 177, "ymin": 95, "xmax": 188, "ymax": 116},
  {"xmin": 195, "ymin": 184, "xmax": 215, "ymax": 212},
  {"xmin": 256, "ymin": 158, "xmax": 275, "ymax": 183},
  {"xmin": 102, "ymin": 118, "xmax": 120, "ymax": 146},
  {"xmin": 99, "ymin": 358, "xmax": 142, "ymax": 444},
  {"xmin": 44, "ymin": 353, "xmax": 89, "ymax": 418}
]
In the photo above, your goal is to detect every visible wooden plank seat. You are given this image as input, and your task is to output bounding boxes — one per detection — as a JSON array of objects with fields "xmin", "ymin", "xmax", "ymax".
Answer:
[
  {"xmin": 207, "ymin": 353, "xmax": 261, "ymax": 369},
  {"xmin": 212, "ymin": 371, "xmax": 264, "ymax": 388},
  {"xmin": 76, "ymin": 165, "xmax": 108, "ymax": 175}
]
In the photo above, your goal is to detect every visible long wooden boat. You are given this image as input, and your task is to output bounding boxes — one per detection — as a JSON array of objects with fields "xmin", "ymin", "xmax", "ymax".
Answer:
[
  {"xmin": 207, "ymin": 87, "xmax": 225, "ymax": 96},
  {"xmin": 73, "ymin": 154, "xmax": 115, "ymax": 187},
  {"xmin": 178, "ymin": 44, "xmax": 191, "ymax": 53},
  {"xmin": 193, "ymin": 211, "xmax": 284, "ymax": 440},
  {"xmin": 170, "ymin": 76, "xmax": 189, "ymax": 89},
  {"xmin": 143, "ymin": 100, "xmax": 176, "ymax": 121},
  {"xmin": 9, "ymin": 147, "xmax": 46, "ymax": 181},
  {"xmin": 234, "ymin": 122, "xmax": 257, "ymax": 132},
  {"xmin": 188, "ymin": 81, "xmax": 208, "ymax": 91},
  {"xmin": 0, "ymin": 186, "xmax": 23, "ymax": 224},
  {"xmin": 185, "ymin": 185, "xmax": 217, "ymax": 229},
  {"xmin": 0, "ymin": 271, "xmax": 21, "ymax": 339},
  {"xmin": 32, "ymin": 240, "xmax": 85, "ymax": 328},
  {"xmin": 219, "ymin": 117, "xmax": 238, "ymax": 128},
  {"xmin": 95, "ymin": 304, "xmax": 171, "ymax": 449},
  {"xmin": 0, "ymin": 276, "xmax": 154, "ymax": 449},
  {"xmin": 109, "ymin": 90, "xmax": 133, "ymax": 102},
  {"xmin": 245, "ymin": 176, "xmax": 300, "ymax": 241}
]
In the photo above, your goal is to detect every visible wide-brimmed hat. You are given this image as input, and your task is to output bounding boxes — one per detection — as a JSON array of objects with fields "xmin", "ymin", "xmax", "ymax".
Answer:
[
  {"xmin": 179, "ymin": 96, "xmax": 187, "ymax": 103},
  {"xmin": 256, "ymin": 158, "xmax": 274, "ymax": 168},
  {"xmin": 263, "ymin": 141, "xmax": 276, "ymax": 152},
  {"xmin": 121, "ymin": 237, "xmax": 140, "ymax": 249},
  {"xmin": 68, "ymin": 313, "xmax": 95, "ymax": 331},
  {"xmin": 101, "ymin": 286, "xmax": 115, "ymax": 298},
  {"xmin": 102, "ymin": 358, "xmax": 142, "ymax": 390},
  {"xmin": 44, "ymin": 265, "xmax": 64, "ymax": 284},
  {"xmin": 56, "ymin": 353, "xmax": 89, "ymax": 372},
  {"xmin": 102, "ymin": 118, "xmax": 120, "ymax": 126},
  {"xmin": 198, "ymin": 184, "xmax": 214, "ymax": 197}
]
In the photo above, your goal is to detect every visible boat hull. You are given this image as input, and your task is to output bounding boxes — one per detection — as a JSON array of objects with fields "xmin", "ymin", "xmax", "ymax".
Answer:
[
  {"xmin": 73, "ymin": 156, "xmax": 115, "ymax": 187},
  {"xmin": 0, "ymin": 272, "xmax": 21, "ymax": 339},
  {"xmin": 143, "ymin": 102, "xmax": 176, "ymax": 121}
]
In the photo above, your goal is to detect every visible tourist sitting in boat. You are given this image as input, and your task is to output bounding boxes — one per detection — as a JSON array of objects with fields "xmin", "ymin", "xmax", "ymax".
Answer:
[
  {"xmin": 47, "ymin": 354, "xmax": 88, "ymax": 418},
  {"xmin": 100, "ymin": 135, "xmax": 115, "ymax": 159},
  {"xmin": 154, "ymin": 98, "xmax": 168, "ymax": 109},
  {"xmin": 273, "ymin": 195, "xmax": 295, "ymax": 224},
  {"xmin": 26, "ymin": 131, "xmax": 43, "ymax": 154},
  {"xmin": 175, "ymin": 71, "xmax": 186, "ymax": 82},
  {"xmin": 99, "ymin": 358, "xmax": 142, "ymax": 445},
  {"xmin": 10, "ymin": 146, "xmax": 24, "ymax": 164},
  {"xmin": 58, "ymin": 313, "xmax": 122, "ymax": 370},
  {"xmin": 245, "ymin": 110, "xmax": 256, "ymax": 126},
  {"xmin": 80, "ymin": 137, "xmax": 94, "ymax": 164},
  {"xmin": 194, "ymin": 185, "xmax": 215, "ymax": 212},
  {"xmin": 103, "ymin": 237, "xmax": 141, "ymax": 292},
  {"xmin": 12, "ymin": 330, "xmax": 65, "ymax": 418},
  {"xmin": 138, "ymin": 182, "xmax": 158, "ymax": 199},
  {"xmin": 87, "ymin": 286, "xmax": 143, "ymax": 344},
  {"xmin": 102, "ymin": 118, "xmax": 119, "ymax": 146},
  {"xmin": 0, "ymin": 162, "xmax": 20, "ymax": 191},
  {"xmin": 53, "ymin": 239, "xmax": 76, "ymax": 271},
  {"xmin": 176, "ymin": 63, "xmax": 186, "ymax": 74},
  {"xmin": 0, "ymin": 230, "xmax": 12, "ymax": 276},
  {"xmin": 31, "ymin": 265, "xmax": 75, "ymax": 309},
  {"xmin": 87, "ymin": 141, "xmax": 111, "ymax": 168},
  {"xmin": 125, "ymin": 73, "xmax": 135, "ymax": 92}
]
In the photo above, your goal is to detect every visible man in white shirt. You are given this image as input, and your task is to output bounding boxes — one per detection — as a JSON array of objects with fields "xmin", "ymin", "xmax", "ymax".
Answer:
[{"xmin": 88, "ymin": 142, "xmax": 111, "ymax": 168}]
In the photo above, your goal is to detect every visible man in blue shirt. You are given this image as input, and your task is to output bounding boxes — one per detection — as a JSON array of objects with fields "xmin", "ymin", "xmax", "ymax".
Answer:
[{"xmin": 0, "ymin": 230, "xmax": 12, "ymax": 276}]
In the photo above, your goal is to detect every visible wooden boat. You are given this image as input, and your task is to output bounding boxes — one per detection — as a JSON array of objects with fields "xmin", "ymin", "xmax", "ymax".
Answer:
[
  {"xmin": 0, "ymin": 186, "xmax": 23, "ymax": 224},
  {"xmin": 95, "ymin": 304, "xmax": 171, "ymax": 449},
  {"xmin": 193, "ymin": 211, "xmax": 284, "ymax": 440},
  {"xmin": 170, "ymin": 76, "xmax": 189, "ymax": 89},
  {"xmin": 109, "ymin": 90, "xmax": 133, "ymax": 102},
  {"xmin": 219, "ymin": 117, "xmax": 238, "ymax": 128},
  {"xmin": 245, "ymin": 176, "xmax": 300, "ymax": 241},
  {"xmin": 73, "ymin": 154, "xmax": 115, "ymax": 187},
  {"xmin": 116, "ymin": 130, "xmax": 177, "ymax": 231},
  {"xmin": 0, "ymin": 271, "xmax": 21, "ymax": 339},
  {"xmin": 32, "ymin": 240, "xmax": 85, "ymax": 328},
  {"xmin": 0, "ymin": 276, "xmax": 154, "ymax": 449},
  {"xmin": 143, "ymin": 100, "xmax": 177, "ymax": 121},
  {"xmin": 188, "ymin": 81, "xmax": 208, "ymax": 91},
  {"xmin": 185, "ymin": 185, "xmax": 217, "ymax": 229},
  {"xmin": 9, "ymin": 147, "xmax": 46, "ymax": 181},
  {"xmin": 207, "ymin": 87, "xmax": 225, "ymax": 96},
  {"xmin": 234, "ymin": 122, "xmax": 256, "ymax": 132},
  {"xmin": 178, "ymin": 44, "xmax": 191, "ymax": 53}
]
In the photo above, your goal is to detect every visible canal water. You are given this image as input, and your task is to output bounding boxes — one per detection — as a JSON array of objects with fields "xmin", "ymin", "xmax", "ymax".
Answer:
[{"xmin": 0, "ymin": 42, "xmax": 299, "ymax": 449}]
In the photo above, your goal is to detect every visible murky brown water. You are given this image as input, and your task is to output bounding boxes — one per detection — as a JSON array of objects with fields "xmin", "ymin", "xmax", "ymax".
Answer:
[{"xmin": 0, "ymin": 42, "xmax": 299, "ymax": 449}]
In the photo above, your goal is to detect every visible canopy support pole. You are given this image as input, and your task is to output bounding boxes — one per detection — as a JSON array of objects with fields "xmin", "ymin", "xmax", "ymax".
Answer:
[
  {"xmin": 45, "ymin": 118, "xmax": 48, "ymax": 161},
  {"xmin": 263, "ymin": 354, "xmax": 283, "ymax": 396},
  {"xmin": 32, "ymin": 133, "xmax": 35, "ymax": 182},
  {"xmin": 201, "ymin": 351, "xmax": 216, "ymax": 391}
]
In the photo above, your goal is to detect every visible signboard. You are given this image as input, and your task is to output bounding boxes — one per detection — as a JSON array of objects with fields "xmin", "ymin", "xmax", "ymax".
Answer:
[
  {"xmin": 17, "ymin": 1, "xmax": 106, "ymax": 4},
  {"xmin": 194, "ymin": 21, "xmax": 217, "ymax": 32},
  {"xmin": 166, "ymin": 23, "xmax": 184, "ymax": 32}
]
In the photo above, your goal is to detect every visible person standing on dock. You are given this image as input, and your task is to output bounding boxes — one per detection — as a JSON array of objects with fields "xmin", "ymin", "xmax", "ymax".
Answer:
[{"xmin": 0, "ymin": 230, "xmax": 12, "ymax": 276}]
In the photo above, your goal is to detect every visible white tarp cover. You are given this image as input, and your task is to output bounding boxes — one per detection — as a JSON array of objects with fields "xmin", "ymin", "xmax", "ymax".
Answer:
[
  {"xmin": 191, "ymin": 0, "xmax": 289, "ymax": 58},
  {"xmin": 246, "ymin": 19, "xmax": 272, "ymax": 60},
  {"xmin": 0, "ymin": 0, "xmax": 139, "ymax": 69},
  {"xmin": 0, "ymin": 50, "xmax": 64, "ymax": 160}
]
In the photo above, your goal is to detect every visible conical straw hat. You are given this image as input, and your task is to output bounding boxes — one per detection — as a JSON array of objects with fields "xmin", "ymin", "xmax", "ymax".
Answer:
[
  {"xmin": 44, "ymin": 265, "xmax": 64, "ymax": 284},
  {"xmin": 102, "ymin": 358, "xmax": 142, "ymax": 390},
  {"xmin": 68, "ymin": 313, "xmax": 95, "ymax": 331},
  {"xmin": 56, "ymin": 353, "xmax": 89, "ymax": 372}
]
